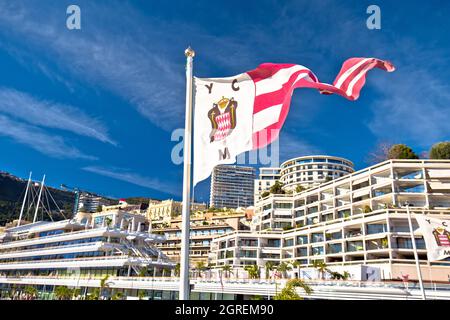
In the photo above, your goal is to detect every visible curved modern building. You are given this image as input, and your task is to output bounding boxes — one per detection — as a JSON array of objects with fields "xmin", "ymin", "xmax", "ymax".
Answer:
[{"xmin": 279, "ymin": 155, "xmax": 354, "ymax": 191}]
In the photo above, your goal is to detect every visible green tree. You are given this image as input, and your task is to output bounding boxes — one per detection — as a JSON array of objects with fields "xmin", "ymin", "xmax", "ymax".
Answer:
[
  {"xmin": 244, "ymin": 264, "xmax": 260, "ymax": 279},
  {"xmin": 430, "ymin": 141, "xmax": 450, "ymax": 160},
  {"xmin": 87, "ymin": 288, "xmax": 100, "ymax": 300},
  {"xmin": 265, "ymin": 261, "xmax": 275, "ymax": 279},
  {"xmin": 342, "ymin": 271, "xmax": 351, "ymax": 280},
  {"xmin": 312, "ymin": 260, "xmax": 328, "ymax": 280},
  {"xmin": 111, "ymin": 291, "xmax": 124, "ymax": 300},
  {"xmin": 138, "ymin": 290, "xmax": 146, "ymax": 300},
  {"xmin": 54, "ymin": 286, "xmax": 72, "ymax": 300},
  {"xmin": 277, "ymin": 262, "xmax": 292, "ymax": 279},
  {"xmin": 261, "ymin": 191, "xmax": 270, "ymax": 198},
  {"xmin": 295, "ymin": 185, "xmax": 306, "ymax": 193},
  {"xmin": 221, "ymin": 264, "xmax": 233, "ymax": 278},
  {"xmin": 269, "ymin": 181, "xmax": 285, "ymax": 195},
  {"xmin": 24, "ymin": 286, "xmax": 38, "ymax": 299},
  {"xmin": 100, "ymin": 275, "xmax": 111, "ymax": 299},
  {"xmin": 292, "ymin": 260, "xmax": 302, "ymax": 278},
  {"xmin": 174, "ymin": 263, "xmax": 181, "ymax": 277},
  {"xmin": 195, "ymin": 261, "xmax": 207, "ymax": 277},
  {"xmin": 387, "ymin": 144, "xmax": 419, "ymax": 160},
  {"xmin": 138, "ymin": 267, "xmax": 148, "ymax": 277},
  {"xmin": 273, "ymin": 279, "xmax": 312, "ymax": 300}
]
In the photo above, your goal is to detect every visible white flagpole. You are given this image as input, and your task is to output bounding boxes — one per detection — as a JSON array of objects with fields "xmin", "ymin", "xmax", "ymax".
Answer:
[
  {"xmin": 180, "ymin": 46, "xmax": 195, "ymax": 300},
  {"xmin": 405, "ymin": 202, "xmax": 426, "ymax": 300}
]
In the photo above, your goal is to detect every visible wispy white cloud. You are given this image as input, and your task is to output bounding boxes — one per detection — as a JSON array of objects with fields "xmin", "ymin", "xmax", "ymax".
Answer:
[
  {"xmin": 278, "ymin": 131, "xmax": 321, "ymax": 162},
  {"xmin": 368, "ymin": 65, "xmax": 450, "ymax": 147},
  {"xmin": 0, "ymin": 1, "xmax": 186, "ymax": 131},
  {"xmin": 0, "ymin": 114, "xmax": 95, "ymax": 160},
  {"xmin": 0, "ymin": 87, "xmax": 116, "ymax": 145},
  {"xmin": 82, "ymin": 166, "xmax": 177, "ymax": 195}
]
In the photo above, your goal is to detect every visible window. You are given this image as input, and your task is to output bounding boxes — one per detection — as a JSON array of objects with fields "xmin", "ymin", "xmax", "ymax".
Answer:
[
  {"xmin": 274, "ymin": 202, "xmax": 293, "ymax": 209},
  {"xmin": 367, "ymin": 224, "xmax": 387, "ymax": 235},
  {"xmin": 312, "ymin": 246, "xmax": 324, "ymax": 256},
  {"xmin": 284, "ymin": 239, "xmax": 294, "ymax": 247},
  {"xmin": 296, "ymin": 235, "xmax": 308, "ymax": 245},
  {"xmin": 267, "ymin": 239, "xmax": 281, "ymax": 247},
  {"xmin": 311, "ymin": 233, "xmax": 324, "ymax": 243}
]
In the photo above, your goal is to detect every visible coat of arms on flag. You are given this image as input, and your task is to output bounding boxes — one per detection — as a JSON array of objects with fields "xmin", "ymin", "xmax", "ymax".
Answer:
[
  {"xmin": 193, "ymin": 57, "xmax": 395, "ymax": 186},
  {"xmin": 208, "ymin": 97, "xmax": 238, "ymax": 142},
  {"xmin": 416, "ymin": 215, "xmax": 450, "ymax": 261}
]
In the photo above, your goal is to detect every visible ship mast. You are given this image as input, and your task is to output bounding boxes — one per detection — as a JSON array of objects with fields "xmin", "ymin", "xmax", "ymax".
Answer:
[
  {"xmin": 33, "ymin": 175, "xmax": 46, "ymax": 223},
  {"xmin": 17, "ymin": 172, "xmax": 32, "ymax": 227}
]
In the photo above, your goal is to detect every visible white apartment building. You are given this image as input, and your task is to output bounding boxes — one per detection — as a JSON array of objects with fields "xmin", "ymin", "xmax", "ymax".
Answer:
[
  {"xmin": 279, "ymin": 155, "xmax": 354, "ymax": 191},
  {"xmin": 254, "ymin": 167, "xmax": 281, "ymax": 201},
  {"xmin": 210, "ymin": 159, "xmax": 450, "ymax": 282},
  {"xmin": 254, "ymin": 156, "xmax": 354, "ymax": 201}
]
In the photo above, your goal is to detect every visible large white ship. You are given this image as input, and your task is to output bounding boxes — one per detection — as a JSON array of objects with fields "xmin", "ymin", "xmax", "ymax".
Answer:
[{"xmin": 0, "ymin": 175, "xmax": 175, "ymax": 300}]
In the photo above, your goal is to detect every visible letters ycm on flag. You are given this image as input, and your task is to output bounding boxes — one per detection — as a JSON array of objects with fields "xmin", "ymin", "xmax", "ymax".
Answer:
[
  {"xmin": 415, "ymin": 215, "xmax": 450, "ymax": 261},
  {"xmin": 193, "ymin": 57, "xmax": 395, "ymax": 186}
]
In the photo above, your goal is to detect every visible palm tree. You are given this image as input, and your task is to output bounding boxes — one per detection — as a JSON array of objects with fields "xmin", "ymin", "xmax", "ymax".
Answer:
[
  {"xmin": 342, "ymin": 271, "xmax": 351, "ymax": 280},
  {"xmin": 54, "ymin": 286, "xmax": 72, "ymax": 300},
  {"xmin": 273, "ymin": 279, "xmax": 313, "ymax": 300},
  {"xmin": 100, "ymin": 275, "xmax": 111, "ymax": 299},
  {"xmin": 312, "ymin": 260, "xmax": 328, "ymax": 280},
  {"xmin": 277, "ymin": 262, "xmax": 292, "ymax": 279},
  {"xmin": 174, "ymin": 263, "xmax": 181, "ymax": 277},
  {"xmin": 195, "ymin": 261, "xmax": 207, "ymax": 278},
  {"xmin": 221, "ymin": 264, "xmax": 233, "ymax": 278},
  {"xmin": 265, "ymin": 261, "xmax": 275, "ymax": 279},
  {"xmin": 111, "ymin": 291, "xmax": 124, "ymax": 300},
  {"xmin": 87, "ymin": 288, "xmax": 100, "ymax": 300},
  {"xmin": 138, "ymin": 290, "xmax": 146, "ymax": 300},
  {"xmin": 138, "ymin": 267, "xmax": 148, "ymax": 277},
  {"xmin": 24, "ymin": 285, "xmax": 38, "ymax": 300},
  {"xmin": 291, "ymin": 260, "xmax": 302, "ymax": 278},
  {"xmin": 244, "ymin": 264, "xmax": 260, "ymax": 279}
]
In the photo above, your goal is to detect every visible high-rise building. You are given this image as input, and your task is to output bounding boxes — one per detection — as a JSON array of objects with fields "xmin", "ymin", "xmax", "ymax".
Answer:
[
  {"xmin": 210, "ymin": 165, "xmax": 256, "ymax": 209},
  {"xmin": 78, "ymin": 193, "xmax": 105, "ymax": 213}
]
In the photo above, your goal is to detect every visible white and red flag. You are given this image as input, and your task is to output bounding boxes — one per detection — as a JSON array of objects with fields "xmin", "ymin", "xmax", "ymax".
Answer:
[
  {"xmin": 193, "ymin": 57, "xmax": 395, "ymax": 185},
  {"xmin": 415, "ymin": 215, "xmax": 450, "ymax": 261}
]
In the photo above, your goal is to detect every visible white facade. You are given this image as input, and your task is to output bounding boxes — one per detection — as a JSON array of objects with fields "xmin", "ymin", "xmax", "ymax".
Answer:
[
  {"xmin": 254, "ymin": 167, "xmax": 281, "ymax": 201},
  {"xmin": 279, "ymin": 155, "xmax": 354, "ymax": 191},
  {"xmin": 210, "ymin": 159, "xmax": 450, "ymax": 281}
]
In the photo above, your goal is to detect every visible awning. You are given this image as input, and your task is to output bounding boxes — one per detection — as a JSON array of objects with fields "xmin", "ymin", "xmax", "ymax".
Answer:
[
  {"xmin": 352, "ymin": 176, "xmax": 369, "ymax": 185},
  {"xmin": 428, "ymin": 181, "xmax": 450, "ymax": 190},
  {"xmin": 427, "ymin": 169, "xmax": 450, "ymax": 179},
  {"xmin": 326, "ymin": 228, "xmax": 343, "ymax": 234},
  {"xmin": 353, "ymin": 188, "xmax": 371, "ymax": 198}
]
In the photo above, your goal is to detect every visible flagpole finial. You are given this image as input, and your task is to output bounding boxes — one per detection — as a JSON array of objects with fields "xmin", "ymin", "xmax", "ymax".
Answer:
[{"xmin": 185, "ymin": 46, "xmax": 195, "ymax": 58}]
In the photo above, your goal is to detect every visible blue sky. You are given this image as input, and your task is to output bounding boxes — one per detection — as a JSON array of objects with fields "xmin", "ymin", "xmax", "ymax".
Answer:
[{"xmin": 0, "ymin": 0, "xmax": 449, "ymax": 203}]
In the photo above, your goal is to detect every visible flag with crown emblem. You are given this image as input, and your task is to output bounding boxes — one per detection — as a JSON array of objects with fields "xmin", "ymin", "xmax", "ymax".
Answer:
[
  {"xmin": 416, "ymin": 215, "xmax": 450, "ymax": 261},
  {"xmin": 193, "ymin": 57, "xmax": 395, "ymax": 186}
]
